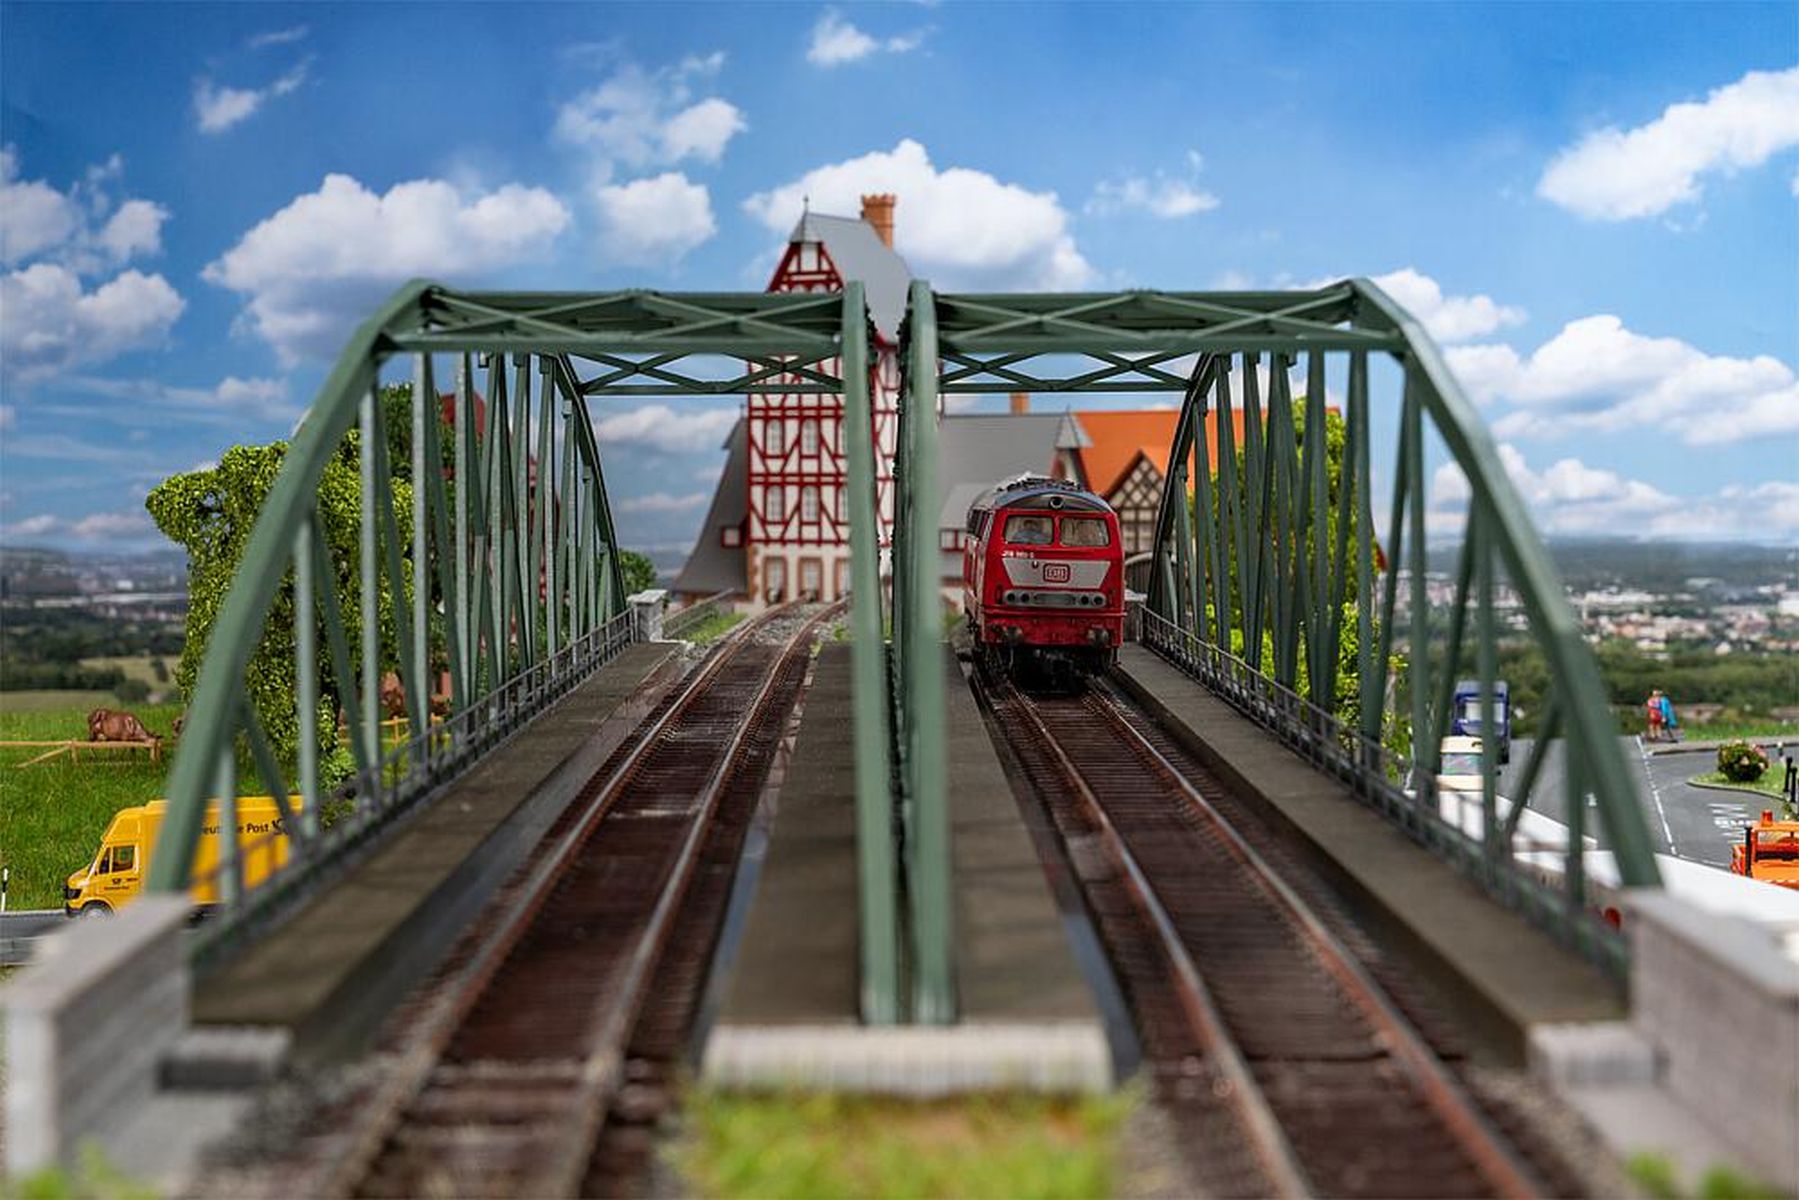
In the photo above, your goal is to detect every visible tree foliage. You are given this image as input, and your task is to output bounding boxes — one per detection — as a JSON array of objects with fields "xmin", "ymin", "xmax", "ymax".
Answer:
[
  {"xmin": 146, "ymin": 385, "xmax": 426, "ymax": 761},
  {"xmin": 619, "ymin": 549, "xmax": 657, "ymax": 596}
]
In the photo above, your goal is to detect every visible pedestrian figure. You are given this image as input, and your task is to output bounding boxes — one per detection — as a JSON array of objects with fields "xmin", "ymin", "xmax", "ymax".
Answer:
[
  {"xmin": 1660, "ymin": 692, "xmax": 1680, "ymax": 743},
  {"xmin": 1645, "ymin": 689, "xmax": 1665, "ymax": 742}
]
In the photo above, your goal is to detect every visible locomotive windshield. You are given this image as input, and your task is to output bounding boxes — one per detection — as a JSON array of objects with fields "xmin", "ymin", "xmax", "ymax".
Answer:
[
  {"xmin": 1005, "ymin": 515, "xmax": 1054, "ymax": 545},
  {"xmin": 1060, "ymin": 517, "xmax": 1110, "ymax": 547}
]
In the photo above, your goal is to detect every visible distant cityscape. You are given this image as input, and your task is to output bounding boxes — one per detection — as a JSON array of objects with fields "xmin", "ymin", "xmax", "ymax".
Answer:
[{"xmin": 4, "ymin": 537, "xmax": 1798, "ymax": 660}]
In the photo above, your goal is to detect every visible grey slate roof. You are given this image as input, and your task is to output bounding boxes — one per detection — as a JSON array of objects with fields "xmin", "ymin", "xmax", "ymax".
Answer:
[
  {"xmin": 935, "ymin": 412, "xmax": 1090, "ymax": 580},
  {"xmin": 671, "ymin": 418, "xmax": 748, "ymax": 597},
  {"xmin": 789, "ymin": 212, "xmax": 912, "ymax": 337}
]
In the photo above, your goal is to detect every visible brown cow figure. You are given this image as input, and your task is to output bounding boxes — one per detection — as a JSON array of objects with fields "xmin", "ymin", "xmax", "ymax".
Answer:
[
  {"xmin": 87, "ymin": 708, "xmax": 158, "ymax": 744},
  {"xmin": 379, "ymin": 671, "xmax": 407, "ymax": 720}
]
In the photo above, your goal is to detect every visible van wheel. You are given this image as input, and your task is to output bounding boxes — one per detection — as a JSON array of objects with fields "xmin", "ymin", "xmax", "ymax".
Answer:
[{"xmin": 80, "ymin": 902, "xmax": 112, "ymax": 917}]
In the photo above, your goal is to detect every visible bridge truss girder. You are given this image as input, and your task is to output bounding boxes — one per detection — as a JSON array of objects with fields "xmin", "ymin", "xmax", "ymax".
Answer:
[{"xmin": 151, "ymin": 277, "xmax": 1657, "ymax": 1021}]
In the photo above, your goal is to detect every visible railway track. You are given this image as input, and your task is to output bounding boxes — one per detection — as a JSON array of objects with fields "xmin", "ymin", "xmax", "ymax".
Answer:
[
  {"xmin": 329, "ymin": 602, "xmax": 840, "ymax": 1199},
  {"xmin": 977, "ymin": 664, "xmax": 1550, "ymax": 1199}
]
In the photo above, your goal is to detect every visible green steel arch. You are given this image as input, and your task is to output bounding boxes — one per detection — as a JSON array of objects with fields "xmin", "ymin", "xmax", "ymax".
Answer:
[
  {"xmin": 1133, "ymin": 279, "xmax": 1660, "ymax": 969},
  {"xmin": 150, "ymin": 276, "xmax": 1657, "ymax": 1007}
]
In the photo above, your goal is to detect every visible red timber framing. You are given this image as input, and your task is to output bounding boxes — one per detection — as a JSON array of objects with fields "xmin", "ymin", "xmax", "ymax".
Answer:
[{"xmin": 748, "ymin": 236, "xmax": 898, "ymax": 601}]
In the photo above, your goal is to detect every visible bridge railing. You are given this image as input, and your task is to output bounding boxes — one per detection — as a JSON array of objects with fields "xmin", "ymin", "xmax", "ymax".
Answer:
[
  {"xmin": 186, "ymin": 610, "xmax": 633, "ymax": 966},
  {"xmin": 1139, "ymin": 279, "xmax": 1660, "ymax": 973},
  {"xmin": 148, "ymin": 282, "xmax": 633, "ymax": 947}
]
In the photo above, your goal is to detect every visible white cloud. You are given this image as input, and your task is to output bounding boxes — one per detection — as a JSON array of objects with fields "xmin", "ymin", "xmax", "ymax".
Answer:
[
  {"xmin": 62, "ymin": 374, "xmax": 294, "ymax": 423},
  {"xmin": 70, "ymin": 508, "xmax": 156, "ymax": 540},
  {"xmin": 806, "ymin": 9, "xmax": 928, "ymax": 66},
  {"xmin": 203, "ymin": 173, "xmax": 570, "ymax": 361},
  {"xmin": 1, "ymin": 147, "xmax": 170, "ymax": 275},
  {"xmin": 1088, "ymin": 153, "xmax": 1219, "ymax": 219},
  {"xmin": 194, "ymin": 59, "xmax": 310, "ymax": 134},
  {"xmin": 1449, "ymin": 315, "xmax": 1799, "ymax": 445},
  {"xmin": 1, "ymin": 264, "xmax": 185, "ymax": 380},
  {"xmin": 616, "ymin": 490, "xmax": 710, "ymax": 514},
  {"xmin": 593, "ymin": 172, "xmax": 716, "ymax": 266},
  {"xmin": 594, "ymin": 403, "xmax": 738, "ymax": 455},
  {"xmin": 95, "ymin": 199, "xmax": 169, "ymax": 262},
  {"xmin": 0, "ymin": 507, "xmax": 160, "ymax": 547},
  {"xmin": 554, "ymin": 56, "xmax": 746, "ymax": 175},
  {"xmin": 0, "ymin": 403, "xmax": 14, "ymax": 430},
  {"xmin": 1538, "ymin": 65, "xmax": 1799, "ymax": 220},
  {"xmin": 1369, "ymin": 268, "xmax": 1525, "ymax": 344},
  {"xmin": 743, "ymin": 138, "xmax": 1094, "ymax": 289},
  {"xmin": 0, "ymin": 150, "xmax": 80, "ymax": 265},
  {"xmin": 1, "ymin": 514, "xmax": 60, "ymax": 540},
  {"xmin": 248, "ymin": 25, "xmax": 308, "ymax": 49},
  {"xmin": 1430, "ymin": 445, "xmax": 1799, "ymax": 541}
]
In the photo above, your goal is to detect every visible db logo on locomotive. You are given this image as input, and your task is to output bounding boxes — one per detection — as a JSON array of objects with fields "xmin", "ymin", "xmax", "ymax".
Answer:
[{"xmin": 1041, "ymin": 563, "xmax": 1071, "ymax": 583}]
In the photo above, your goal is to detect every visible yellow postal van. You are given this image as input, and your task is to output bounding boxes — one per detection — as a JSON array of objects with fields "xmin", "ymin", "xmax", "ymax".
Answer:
[{"xmin": 63, "ymin": 797, "xmax": 301, "ymax": 915}]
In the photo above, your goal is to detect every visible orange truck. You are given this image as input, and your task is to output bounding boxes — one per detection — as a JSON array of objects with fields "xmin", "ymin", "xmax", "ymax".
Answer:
[{"xmin": 1729, "ymin": 810, "xmax": 1799, "ymax": 890}]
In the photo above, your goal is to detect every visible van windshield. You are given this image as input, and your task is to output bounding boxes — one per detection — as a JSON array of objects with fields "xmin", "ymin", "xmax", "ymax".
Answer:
[{"xmin": 1441, "ymin": 752, "xmax": 1483, "ymax": 776}]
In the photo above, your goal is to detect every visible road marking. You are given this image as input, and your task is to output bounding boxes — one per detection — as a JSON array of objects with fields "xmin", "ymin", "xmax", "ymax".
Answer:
[{"xmin": 1635, "ymin": 735, "xmax": 1678, "ymax": 854}]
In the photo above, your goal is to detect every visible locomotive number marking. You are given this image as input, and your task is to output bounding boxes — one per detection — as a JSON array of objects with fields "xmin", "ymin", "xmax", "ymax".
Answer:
[{"xmin": 1042, "ymin": 563, "xmax": 1071, "ymax": 583}]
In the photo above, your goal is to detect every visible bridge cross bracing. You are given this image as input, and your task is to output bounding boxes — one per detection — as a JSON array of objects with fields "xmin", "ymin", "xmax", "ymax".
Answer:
[{"xmin": 150, "ymin": 277, "xmax": 1660, "ymax": 1028}]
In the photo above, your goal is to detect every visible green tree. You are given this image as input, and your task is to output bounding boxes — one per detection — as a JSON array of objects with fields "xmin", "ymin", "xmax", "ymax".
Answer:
[
  {"xmin": 619, "ymin": 549, "xmax": 657, "ymax": 596},
  {"xmin": 146, "ymin": 385, "xmax": 429, "ymax": 761}
]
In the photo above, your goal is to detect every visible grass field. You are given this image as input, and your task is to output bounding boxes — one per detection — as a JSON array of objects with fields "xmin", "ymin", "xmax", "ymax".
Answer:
[
  {"xmin": 0, "ymin": 701, "xmax": 185, "ymax": 909},
  {"xmin": 1691, "ymin": 769, "xmax": 1792, "ymax": 806},
  {"xmin": 676, "ymin": 1090, "xmax": 1130, "ymax": 1200}
]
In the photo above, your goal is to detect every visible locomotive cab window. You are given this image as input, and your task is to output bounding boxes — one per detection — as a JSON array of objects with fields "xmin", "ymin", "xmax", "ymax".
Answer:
[
  {"xmin": 1059, "ymin": 516, "xmax": 1110, "ymax": 547},
  {"xmin": 1004, "ymin": 514, "xmax": 1053, "ymax": 545}
]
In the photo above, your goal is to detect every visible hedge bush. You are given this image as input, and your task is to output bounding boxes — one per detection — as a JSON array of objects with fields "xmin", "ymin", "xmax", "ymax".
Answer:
[{"xmin": 1717, "ymin": 740, "xmax": 1769, "ymax": 783}]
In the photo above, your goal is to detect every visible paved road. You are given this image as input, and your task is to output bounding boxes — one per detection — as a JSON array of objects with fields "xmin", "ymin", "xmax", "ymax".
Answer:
[
  {"xmin": 1502, "ymin": 737, "xmax": 1785, "ymax": 869},
  {"xmin": 0, "ymin": 908, "xmax": 68, "ymax": 965}
]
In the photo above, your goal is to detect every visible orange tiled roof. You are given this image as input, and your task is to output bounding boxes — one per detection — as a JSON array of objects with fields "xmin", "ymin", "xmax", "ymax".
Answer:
[{"xmin": 1072, "ymin": 409, "xmax": 1253, "ymax": 497}]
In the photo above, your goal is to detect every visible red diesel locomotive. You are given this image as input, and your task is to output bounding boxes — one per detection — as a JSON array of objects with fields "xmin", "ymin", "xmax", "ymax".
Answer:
[{"xmin": 962, "ymin": 476, "xmax": 1126, "ymax": 677}]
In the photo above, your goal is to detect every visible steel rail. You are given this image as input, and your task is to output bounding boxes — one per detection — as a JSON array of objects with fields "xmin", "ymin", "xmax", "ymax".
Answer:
[
  {"xmin": 531, "ymin": 600, "xmax": 844, "ymax": 1196},
  {"xmin": 979, "ymin": 669, "xmax": 1311, "ymax": 1200},
  {"xmin": 1083, "ymin": 680, "xmax": 1546, "ymax": 1200},
  {"xmin": 324, "ymin": 602, "xmax": 824, "ymax": 1199}
]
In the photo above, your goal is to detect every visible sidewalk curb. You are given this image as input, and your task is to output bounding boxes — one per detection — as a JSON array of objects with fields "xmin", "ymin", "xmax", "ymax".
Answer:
[{"xmin": 1683, "ymin": 775, "xmax": 1795, "ymax": 812}]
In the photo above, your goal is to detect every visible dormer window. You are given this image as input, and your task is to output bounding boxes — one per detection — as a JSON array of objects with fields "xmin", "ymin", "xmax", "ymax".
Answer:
[{"xmin": 721, "ymin": 526, "xmax": 742, "ymax": 547}]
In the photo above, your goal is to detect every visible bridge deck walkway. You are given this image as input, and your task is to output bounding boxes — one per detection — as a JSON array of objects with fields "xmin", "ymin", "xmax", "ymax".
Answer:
[
  {"xmin": 191, "ymin": 643, "xmax": 683, "ymax": 1067},
  {"xmin": 1112, "ymin": 644, "xmax": 1622, "ymax": 1062},
  {"xmin": 709, "ymin": 645, "xmax": 1105, "ymax": 1074}
]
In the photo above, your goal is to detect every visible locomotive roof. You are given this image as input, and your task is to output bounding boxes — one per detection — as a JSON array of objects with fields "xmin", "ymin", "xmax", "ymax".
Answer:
[{"xmin": 970, "ymin": 475, "xmax": 1110, "ymax": 514}]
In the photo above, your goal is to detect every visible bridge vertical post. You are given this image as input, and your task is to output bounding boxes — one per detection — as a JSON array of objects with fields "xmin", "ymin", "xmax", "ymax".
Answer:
[
  {"xmin": 903, "ymin": 281, "xmax": 953, "ymax": 1023},
  {"xmin": 295, "ymin": 520, "xmax": 320, "ymax": 838},
  {"xmin": 359, "ymin": 386, "xmax": 383, "ymax": 803},
  {"xmin": 840, "ymin": 284, "xmax": 899, "ymax": 1024},
  {"xmin": 412, "ymin": 356, "xmax": 433, "ymax": 760}
]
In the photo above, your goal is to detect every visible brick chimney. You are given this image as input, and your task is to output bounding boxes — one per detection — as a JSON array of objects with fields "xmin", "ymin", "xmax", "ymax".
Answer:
[
  {"xmin": 1009, "ymin": 392, "xmax": 1030, "ymax": 414},
  {"xmin": 860, "ymin": 193, "xmax": 896, "ymax": 248}
]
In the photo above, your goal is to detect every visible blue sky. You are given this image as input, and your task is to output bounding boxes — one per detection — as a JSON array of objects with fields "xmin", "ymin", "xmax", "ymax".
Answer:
[{"xmin": 2, "ymin": 1, "xmax": 1795, "ymax": 560}]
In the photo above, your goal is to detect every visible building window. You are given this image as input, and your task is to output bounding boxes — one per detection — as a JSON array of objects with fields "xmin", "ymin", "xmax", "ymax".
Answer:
[
  {"xmin": 766, "ymin": 487, "xmax": 784, "ymax": 523},
  {"xmin": 939, "ymin": 528, "xmax": 963, "ymax": 551},
  {"xmin": 801, "ymin": 419, "xmax": 819, "ymax": 455},
  {"xmin": 721, "ymin": 526, "xmax": 742, "ymax": 548},
  {"xmin": 765, "ymin": 420, "xmax": 785, "ymax": 457},
  {"xmin": 801, "ymin": 558, "xmax": 821, "ymax": 599},
  {"xmin": 802, "ymin": 486, "xmax": 819, "ymax": 522}
]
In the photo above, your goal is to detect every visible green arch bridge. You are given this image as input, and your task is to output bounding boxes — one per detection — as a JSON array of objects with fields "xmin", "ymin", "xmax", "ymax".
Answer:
[{"xmin": 147, "ymin": 277, "xmax": 1660, "ymax": 1024}]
